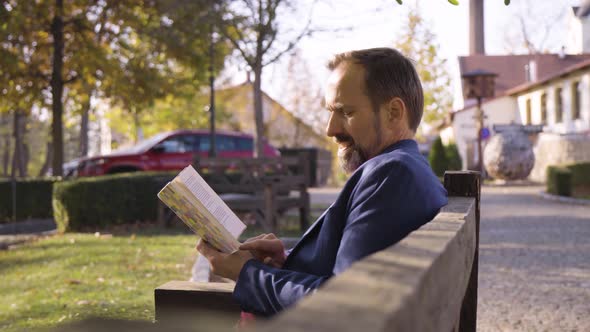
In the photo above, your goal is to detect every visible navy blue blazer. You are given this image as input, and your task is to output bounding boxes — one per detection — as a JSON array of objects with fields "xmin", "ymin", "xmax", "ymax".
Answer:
[{"xmin": 233, "ymin": 139, "xmax": 448, "ymax": 316}]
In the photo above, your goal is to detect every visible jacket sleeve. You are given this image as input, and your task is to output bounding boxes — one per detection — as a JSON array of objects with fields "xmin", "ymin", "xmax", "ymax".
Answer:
[{"xmin": 232, "ymin": 259, "xmax": 329, "ymax": 316}]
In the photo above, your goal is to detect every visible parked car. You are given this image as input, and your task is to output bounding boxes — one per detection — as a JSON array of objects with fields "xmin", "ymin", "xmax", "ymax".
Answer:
[{"xmin": 74, "ymin": 130, "xmax": 280, "ymax": 177}]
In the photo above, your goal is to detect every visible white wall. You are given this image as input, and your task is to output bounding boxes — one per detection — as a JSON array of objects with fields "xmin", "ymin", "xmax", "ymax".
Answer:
[
  {"xmin": 515, "ymin": 71, "xmax": 590, "ymax": 135},
  {"xmin": 566, "ymin": 9, "xmax": 590, "ymax": 54}
]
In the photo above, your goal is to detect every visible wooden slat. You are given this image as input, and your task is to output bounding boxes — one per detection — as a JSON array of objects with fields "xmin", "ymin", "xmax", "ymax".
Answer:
[
  {"xmin": 154, "ymin": 281, "xmax": 240, "ymax": 326},
  {"xmin": 444, "ymin": 171, "xmax": 481, "ymax": 332}
]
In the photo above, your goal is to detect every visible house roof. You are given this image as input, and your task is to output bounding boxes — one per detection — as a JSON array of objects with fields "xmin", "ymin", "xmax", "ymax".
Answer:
[
  {"xmin": 458, "ymin": 54, "xmax": 590, "ymax": 98},
  {"xmin": 506, "ymin": 58, "xmax": 590, "ymax": 95}
]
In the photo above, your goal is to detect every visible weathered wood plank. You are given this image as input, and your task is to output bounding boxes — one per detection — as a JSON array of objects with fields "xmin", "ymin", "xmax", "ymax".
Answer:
[
  {"xmin": 154, "ymin": 281, "xmax": 240, "ymax": 325},
  {"xmin": 444, "ymin": 171, "xmax": 481, "ymax": 332}
]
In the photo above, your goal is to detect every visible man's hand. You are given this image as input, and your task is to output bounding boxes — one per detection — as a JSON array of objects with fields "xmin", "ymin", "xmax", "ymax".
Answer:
[
  {"xmin": 196, "ymin": 240, "xmax": 254, "ymax": 281},
  {"xmin": 240, "ymin": 233, "xmax": 287, "ymax": 268}
]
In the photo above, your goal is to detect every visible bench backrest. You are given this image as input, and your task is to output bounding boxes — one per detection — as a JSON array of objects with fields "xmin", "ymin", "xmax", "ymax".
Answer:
[{"xmin": 194, "ymin": 155, "xmax": 310, "ymax": 194}]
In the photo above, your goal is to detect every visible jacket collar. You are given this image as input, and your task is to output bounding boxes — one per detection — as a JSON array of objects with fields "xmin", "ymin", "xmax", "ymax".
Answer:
[{"xmin": 378, "ymin": 139, "xmax": 418, "ymax": 155}]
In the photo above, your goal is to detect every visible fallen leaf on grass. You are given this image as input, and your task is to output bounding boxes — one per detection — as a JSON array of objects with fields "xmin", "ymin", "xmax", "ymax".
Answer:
[{"xmin": 66, "ymin": 279, "xmax": 81, "ymax": 285}]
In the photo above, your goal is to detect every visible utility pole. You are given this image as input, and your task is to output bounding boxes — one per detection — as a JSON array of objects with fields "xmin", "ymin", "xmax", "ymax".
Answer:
[{"xmin": 208, "ymin": 8, "xmax": 217, "ymax": 158}]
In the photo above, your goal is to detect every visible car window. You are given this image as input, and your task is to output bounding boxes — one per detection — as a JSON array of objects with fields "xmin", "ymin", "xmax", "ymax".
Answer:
[
  {"xmin": 160, "ymin": 135, "xmax": 197, "ymax": 153},
  {"xmin": 199, "ymin": 135, "xmax": 238, "ymax": 152},
  {"xmin": 218, "ymin": 135, "xmax": 236, "ymax": 151},
  {"xmin": 236, "ymin": 137, "xmax": 253, "ymax": 151}
]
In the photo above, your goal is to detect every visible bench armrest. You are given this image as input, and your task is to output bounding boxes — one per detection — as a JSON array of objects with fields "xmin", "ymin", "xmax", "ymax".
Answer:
[{"xmin": 155, "ymin": 281, "xmax": 241, "ymax": 324}]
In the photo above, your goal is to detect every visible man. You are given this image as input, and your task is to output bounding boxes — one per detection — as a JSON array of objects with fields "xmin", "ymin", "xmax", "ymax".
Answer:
[{"xmin": 197, "ymin": 47, "xmax": 448, "ymax": 317}]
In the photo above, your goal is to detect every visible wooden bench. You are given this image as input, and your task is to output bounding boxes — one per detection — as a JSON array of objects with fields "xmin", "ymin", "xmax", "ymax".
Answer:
[
  {"xmin": 154, "ymin": 171, "xmax": 481, "ymax": 331},
  {"xmin": 157, "ymin": 155, "xmax": 311, "ymax": 233},
  {"xmin": 196, "ymin": 155, "xmax": 311, "ymax": 233}
]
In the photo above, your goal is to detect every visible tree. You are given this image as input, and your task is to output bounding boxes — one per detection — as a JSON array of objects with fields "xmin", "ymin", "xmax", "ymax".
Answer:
[
  {"xmin": 1, "ymin": 1, "xmax": 227, "ymax": 174},
  {"xmin": 429, "ymin": 136, "xmax": 448, "ymax": 177},
  {"xmin": 395, "ymin": 0, "xmax": 510, "ymax": 5},
  {"xmin": 502, "ymin": 0, "xmax": 565, "ymax": 54},
  {"xmin": 282, "ymin": 49, "xmax": 326, "ymax": 145},
  {"xmin": 393, "ymin": 6, "xmax": 453, "ymax": 126},
  {"xmin": 219, "ymin": 0, "xmax": 316, "ymax": 157},
  {"xmin": 0, "ymin": 1, "xmax": 51, "ymax": 177},
  {"xmin": 445, "ymin": 142, "xmax": 462, "ymax": 171}
]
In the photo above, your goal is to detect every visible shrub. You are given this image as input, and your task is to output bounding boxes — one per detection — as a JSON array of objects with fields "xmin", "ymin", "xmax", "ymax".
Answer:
[
  {"xmin": 445, "ymin": 143, "xmax": 462, "ymax": 171},
  {"xmin": 566, "ymin": 162, "xmax": 590, "ymax": 187},
  {"xmin": 429, "ymin": 136, "xmax": 448, "ymax": 177},
  {"xmin": 53, "ymin": 172, "xmax": 175, "ymax": 232},
  {"xmin": 0, "ymin": 178, "xmax": 59, "ymax": 223},
  {"xmin": 546, "ymin": 166, "xmax": 572, "ymax": 197}
]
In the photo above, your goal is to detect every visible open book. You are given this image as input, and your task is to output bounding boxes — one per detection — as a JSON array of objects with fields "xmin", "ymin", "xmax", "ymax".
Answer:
[{"xmin": 157, "ymin": 165, "xmax": 246, "ymax": 253}]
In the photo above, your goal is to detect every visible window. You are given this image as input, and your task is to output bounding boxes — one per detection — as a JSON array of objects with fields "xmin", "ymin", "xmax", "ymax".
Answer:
[
  {"xmin": 198, "ymin": 135, "xmax": 238, "ymax": 152},
  {"xmin": 160, "ymin": 135, "xmax": 197, "ymax": 153},
  {"xmin": 555, "ymin": 88, "xmax": 563, "ymax": 123},
  {"xmin": 572, "ymin": 81, "xmax": 581, "ymax": 120},
  {"xmin": 236, "ymin": 137, "xmax": 254, "ymax": 151},
  {"xmin": 525, "ymin": 99, "xmax": 532, "ymax": 125},
  {"xmin": 540, "ymin": 93, "xmax": 547, "ymax": 125}
]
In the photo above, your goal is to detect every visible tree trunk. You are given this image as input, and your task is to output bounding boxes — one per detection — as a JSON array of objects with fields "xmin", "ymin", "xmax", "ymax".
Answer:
[
  {"xmin": 50, "ymin": 0, "xmax": 65, "ymax": 176},
  {"xmin": 252, "ymin": 61, "xmax": 265, "ymax": 158},
  {"xmin": 1, "ymin": 113, "xmax": 10, "ymax": 177},
  {"xmin": 133, "ymin": 110, "xmax": 143, "ymax": 142},
  {"xmin": 11, "ymin": 112, "xmax": 20, "ymax": 178},
  {"xmin": 23, "ymin": 142, "xmax": 30, "ymax": 176},
  {"xmin": 79, "ymin": 94, "xmax": 90, "ymax": 157},
  {"xmin": 15, "ymin": 111, "xmax": 27, "ymax": 177},
  {"xmin": 11, "ymin": 110, "xmax": 28, "ymax": 177},
  {"xmin": 39, "ymin": 142, "xmax": 53, "ymax": 177}
]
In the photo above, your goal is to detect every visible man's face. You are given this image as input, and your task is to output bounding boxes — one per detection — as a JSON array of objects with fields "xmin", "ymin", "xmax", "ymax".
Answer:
[{"xmin": 324, "ymin": 62, "xmax": 385, "ymax": 173}]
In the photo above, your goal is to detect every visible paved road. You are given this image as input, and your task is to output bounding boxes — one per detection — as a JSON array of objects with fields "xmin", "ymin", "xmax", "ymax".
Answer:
[{"xmin": 478, "ymin": 185, "xmax": 590, "ymax": 332}]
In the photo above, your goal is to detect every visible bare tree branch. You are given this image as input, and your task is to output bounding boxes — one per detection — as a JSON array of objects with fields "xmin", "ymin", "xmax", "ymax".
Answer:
[{"xmin": 262, "ymin": 17, "xmax": 313, "ymax": 66}]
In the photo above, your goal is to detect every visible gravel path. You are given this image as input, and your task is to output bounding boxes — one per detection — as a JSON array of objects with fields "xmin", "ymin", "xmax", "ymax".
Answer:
[{"xmin": 478, "ymin": 185, "xmax": 590, "ymax": 332}]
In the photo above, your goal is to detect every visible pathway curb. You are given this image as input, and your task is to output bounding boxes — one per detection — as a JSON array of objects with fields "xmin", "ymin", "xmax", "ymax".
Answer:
[{"xmin": 538, "ymin": 191, "xmax": 590, "ymax": 205}]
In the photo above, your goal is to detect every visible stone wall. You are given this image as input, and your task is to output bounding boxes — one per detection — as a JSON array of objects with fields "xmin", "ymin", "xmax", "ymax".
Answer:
[{"xmin": 530, "ymin": 133, "xmax": 590, "ymax": 182}]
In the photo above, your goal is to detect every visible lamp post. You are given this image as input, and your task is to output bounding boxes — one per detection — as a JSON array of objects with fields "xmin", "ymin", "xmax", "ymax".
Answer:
[{"xmin": 461, "ymin": 69, "xmax": 497, "ymax": 177}]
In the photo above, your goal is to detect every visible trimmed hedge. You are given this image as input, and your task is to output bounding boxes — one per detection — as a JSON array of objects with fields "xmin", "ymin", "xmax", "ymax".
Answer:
[
  {"xmin": 546, "ymin": 167, "xmax": 572, "ymax": 197},
  {"xmin": 53, "ymin": 172, "xmax": 175, "ymax": 232},
  {"xmin": 429, "ymin": 137, "xmax": 448, "ymax": 177},
  {"xmin": 429, "ymin": 138, "xmax": 463, "ymax": 177},
  {"xmin": 546, "ymin": 162, "xmax": 590, "ymax": 197},
  {"xmin": 445, "ymin": 143, "xmax": 462, "ymax": 171},
  {"xmin": 567, "ymin": 162, "xmax": 590, "ymax": 187},
  {"xmin": 0, "ymin": 178, "xmax": 59, "ymax": 223}
]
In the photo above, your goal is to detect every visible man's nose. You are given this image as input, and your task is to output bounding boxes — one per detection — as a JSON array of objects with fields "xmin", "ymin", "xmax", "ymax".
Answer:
[{"xmin": 325, "ymin": 112, "xmax": 341, "ymax": 137}]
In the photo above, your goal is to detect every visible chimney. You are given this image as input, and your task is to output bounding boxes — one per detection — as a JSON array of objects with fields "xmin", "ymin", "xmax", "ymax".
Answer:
[
  {"xmin": 469, "ymin": 0, "xmax": 485, "ymax": 55},
  {"xmin": 525, "ymin": 60, "xmax": 538, "ymax": 82}
]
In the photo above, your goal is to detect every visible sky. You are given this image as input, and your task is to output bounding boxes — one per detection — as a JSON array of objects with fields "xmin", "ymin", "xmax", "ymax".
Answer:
[{"xmin": 243, "ymin": 0, "xmax": 581, "ymax": 113}]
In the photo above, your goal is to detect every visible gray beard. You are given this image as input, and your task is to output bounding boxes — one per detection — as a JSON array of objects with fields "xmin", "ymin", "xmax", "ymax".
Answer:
[{"xmin": 338, "ymin": 145, "xmax": 367, "ymax": 174}]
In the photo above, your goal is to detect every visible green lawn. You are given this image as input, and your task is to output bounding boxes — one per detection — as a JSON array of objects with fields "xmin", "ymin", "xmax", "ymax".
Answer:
[
  {"xmin": 0, "ymin": 215, "xmax": 314, "ymax": 332},
  {"xmin": 0, "ymin": 232, "xmax": 197, "ymax": 332}
]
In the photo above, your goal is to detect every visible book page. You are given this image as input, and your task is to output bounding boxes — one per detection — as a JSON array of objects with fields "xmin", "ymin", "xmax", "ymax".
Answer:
[
  {"xmin": 177, "ymin": 165, "xmax": 246, "ymax": 238},
  {"xmin": 158, "ymin": 182, "xmax": 241, "ymax": 253}
]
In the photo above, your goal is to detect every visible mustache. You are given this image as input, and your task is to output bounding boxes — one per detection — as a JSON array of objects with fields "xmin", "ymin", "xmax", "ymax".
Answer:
[{"xmin": 334, "ymin": 135, "xmax": 353, "ymax": 145}]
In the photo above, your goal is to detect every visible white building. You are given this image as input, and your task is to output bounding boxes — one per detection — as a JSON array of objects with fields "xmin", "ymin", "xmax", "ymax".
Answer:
[
  {"xmin": 567, "ymin": 2, "xmax": 590, "ymax": 54},
  {"xmin": 507, "ymin": 60, "xmax": 590, "ymax": 181}
]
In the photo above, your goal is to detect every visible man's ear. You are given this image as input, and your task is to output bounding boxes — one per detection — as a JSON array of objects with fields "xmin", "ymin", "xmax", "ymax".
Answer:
[{"xmin": 386, "ymin": 97, "xmax": 406, "ymax": 127}]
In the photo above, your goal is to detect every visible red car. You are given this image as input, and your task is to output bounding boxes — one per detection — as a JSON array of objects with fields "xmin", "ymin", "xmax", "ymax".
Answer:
[{"xmin": 73, "ymin": 130, "xmax": 280, "ymax": 177}]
